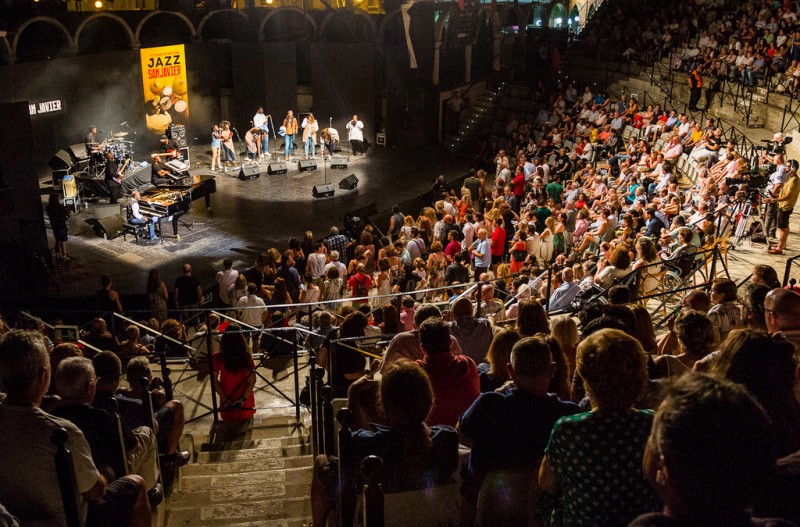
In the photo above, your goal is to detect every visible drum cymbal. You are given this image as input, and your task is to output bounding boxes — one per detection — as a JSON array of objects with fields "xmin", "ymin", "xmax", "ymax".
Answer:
[
  {"xmin": 113, "ymin": 132, "xmax": 129, "ymax": 138},
  {"xmin": 151, "ymin": 152, "xmax": 163, "ymax": 158}
]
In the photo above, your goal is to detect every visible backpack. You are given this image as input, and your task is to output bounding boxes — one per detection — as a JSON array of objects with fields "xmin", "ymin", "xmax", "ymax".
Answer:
[{"xmin": 354, "ymin": 275, "xmax": 368, "ymax": 297}]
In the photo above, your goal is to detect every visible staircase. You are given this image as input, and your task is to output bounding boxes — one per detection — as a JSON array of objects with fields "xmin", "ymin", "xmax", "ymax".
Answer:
[
  {"xmin": 443, "ymin": 83, "xmax": 506, "ymax": 154},
  {"xmin": 165, "ymin": 418, "xmax": 313, "ymax": 527}
]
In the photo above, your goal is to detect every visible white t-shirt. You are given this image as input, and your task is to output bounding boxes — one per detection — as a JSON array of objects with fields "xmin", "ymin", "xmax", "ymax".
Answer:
[
  {"xmin": 236, "ymin": 294, "xmax": 267, "ymax": 327},
  {"xmin": 216, "ymin": 269, "xmax": 239, "ymax": 306},
  {"xmin": 307, "ymin": 252, "xmax": 327, "ymax": 279},
  {"xmin": 0, "ymin": 405, "xmax": 100, "ymax": 525},
  {"xmin": 346, "ymin": 120, "xmax": 364, "ymax": 141}
]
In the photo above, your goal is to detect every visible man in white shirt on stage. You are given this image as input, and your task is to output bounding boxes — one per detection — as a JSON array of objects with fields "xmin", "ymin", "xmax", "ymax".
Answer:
[
  {"xmin": 129, "ymin": 190, "xmax": 157, "ymax": 241},
  {"xmin": 346, "ymin": 114, "xmax": 365, "ymax": 156},
  {"xmin": 253, "ymin": 107, "xmax": 270, "ymax": 158}
]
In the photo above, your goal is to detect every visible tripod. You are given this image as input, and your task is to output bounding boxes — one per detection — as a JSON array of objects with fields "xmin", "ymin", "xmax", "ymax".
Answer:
[{"xmin": 730, "ymin": 195, "xmax": 767, "ymax": 248}]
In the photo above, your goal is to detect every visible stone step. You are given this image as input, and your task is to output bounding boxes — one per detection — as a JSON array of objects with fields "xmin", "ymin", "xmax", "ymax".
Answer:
[
  {"xmin": 200, "ymin": 436, "xmax": 307, "ymax": 452},
  {"xmin": 169, "ymin": 480, "xmax": 311, "ymax": 508},
  {"xmin": 181, "ymin": 466, "xmax": 312, "ymax": 492},
  {"xmin": 166, "ymin": 496, "xmax": 311, "ymax": 526},
  {"xmin": 196, "ymin": 443, "xmax": 311, "ymax": 463},
  {"xmin": 194, "ymin": 518, "xmax": 309, "ymax": 527},
  {"xmin": 183, "ymin": 455, "xmax": 309, "ymax": 475}
]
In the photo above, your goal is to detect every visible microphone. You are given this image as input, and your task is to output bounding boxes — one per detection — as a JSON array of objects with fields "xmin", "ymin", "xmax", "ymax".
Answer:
[{"xmin": 121, "ymin": 122, "xmax": 127, "ymax": 126}]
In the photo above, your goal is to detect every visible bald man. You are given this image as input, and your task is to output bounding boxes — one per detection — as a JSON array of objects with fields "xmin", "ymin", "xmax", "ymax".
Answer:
[
  {"xmin": 174, "ymin": 263, "xmax": 203, "ymax": 326},
  {"xmin": 765, "ymin": 288, "xmax": 800, "ymax": 347},
  {"xmin": 129, "ymin": 191, "xmax": 157, "ymax": 241}
]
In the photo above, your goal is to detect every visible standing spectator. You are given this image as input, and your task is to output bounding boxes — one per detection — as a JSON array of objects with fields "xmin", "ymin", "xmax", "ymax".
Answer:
[
  {"xmin": 236, "ymin": 283, "xmax": 268, "ymax": 329},
  {"xmin": 146, "ymin": 269, "xmax": 169, "ymax": 323},
  {"xmin": 347, "ymin": 263, "xmax": 373, "ymax": 307},
  {"xmin": 96, "ymin": 275, "xmax": 123, "ymax": 317},
  {"xmin": 174, "ymin": 264, "xmax": 203, "ymax": 326},
  {"xmin": 46, "ymin": 193, "xmax": 70, "ymax": 262},
  {"xmin": 470, "ymin": 228, "xmax": 491, "ymax": 277},
  {"xmin": 306, "ymin": 243, "xmax": 328, "ymax": 286},
  {"xmin": 215, "ymin": 258, "xmax": 239, "ymax": 307},
  {"xmin": 489, "ymin": 218, "xmax": 506, "ymax": 269},
  {"xmin": 277, "ymin": 251, "xmax": 302, "ymax": 303},
  {"xmin": 416, "ymin": 317, "xmax": 479, "ymax": 427},
  {"xmin": 325, "ymin": 227, "xmax": 350, "ymax": 265},
  {"xmin": 539, "ymin": 328, "xmax": 661, "ymax": 526},
  {"xmin": 213, "ymin": 324, "xmax": 256, "ymax": 421}
]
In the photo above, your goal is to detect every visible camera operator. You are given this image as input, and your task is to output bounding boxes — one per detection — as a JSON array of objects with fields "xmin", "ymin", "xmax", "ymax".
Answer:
[
  {"xmin": 764, "ymin": 153, "xmax": 787, "ymax": 239},
  {"xmin": 765, "ymin": 159, "xmax": 800, "ymax": 255}
]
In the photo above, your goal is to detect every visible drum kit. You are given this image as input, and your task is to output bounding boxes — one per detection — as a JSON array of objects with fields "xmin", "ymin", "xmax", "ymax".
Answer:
[{"xmin": 86, "ymin": 131, "xmax": 136, "ymax": 178}]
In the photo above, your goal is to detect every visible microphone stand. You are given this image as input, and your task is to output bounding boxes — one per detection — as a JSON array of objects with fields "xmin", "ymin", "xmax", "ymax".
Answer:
[
  {"xmin": 269, "ymin": 114, "xmax": 278, "ymax": 161},
  {"xmin": 233, "ymin": 127, "xmax": 244, "ymax": 168}
]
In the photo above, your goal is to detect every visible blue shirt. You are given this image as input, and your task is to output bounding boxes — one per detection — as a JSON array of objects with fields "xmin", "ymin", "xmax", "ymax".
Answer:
[
  {"xmin": 471, "ymin": 238, "xmax": 491, "ymax": 268},
  {"xmin": 211, "ymin": 132, "xmax": 221, "ymax": 148},
  {"xmin": 548, "ymin": 281, "xmax": 581, "ymax": 311}
]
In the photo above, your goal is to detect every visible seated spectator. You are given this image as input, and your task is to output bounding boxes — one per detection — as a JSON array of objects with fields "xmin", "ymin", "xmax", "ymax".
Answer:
[
  {"xmin": 379, "ymin": 304, "xmax": 462, "ymax": 371},
  {"xmin": 82, "ymin": 318, "xmax": 119, "ymax": 356},
  {"xmin": 595, "ymin": 247, "xmax": 632, "ymax": 289},
  {"xmin": 476, "ymin": 328, "xmax": 521, "ymax": 393},
  {"xmin": 539, "ymin": 328, "xmax": 661, "ymax": 525},
  {"xmin": 0, "ymin": 331, "xmax": 151, "ymax": 527},
  {"xmin": 713, "ymin": 329, "xmax": 800, "ymax": 457},
  {"xmin": 93, "ymin": 352, "xmax": 189, "ymax": 469},
  {"xmin": 632, "ymin": 374, "xmax": 789, "ymax": 527},
  {"xmin": 416, "ymin": 317, "xmax": 480, "ymax": 427},
  {"xmin": 117, "ymin": 325, "xmax": 151, "ymax": 367},
  {"xmin": 516, "ymin": 298, "xmax": 551, "ymax": 336},
  {"xmin": 548, "ymin": 268, "xmax": 580, "ymax": 311},
  {"xmin": 652, "ymin": 310, "xmax": 717, "ymax": 378},
  {"xmin": 707, "ymin": 278, "xmax": 743, "ymax": 341},
  {"xmin": 448, "ymin": 297, "xmax": 492, "ymax": 364},
  {"xmin": 310, "ymin": 361, "xmax": 458, "ymax": 527},
  {"xmin": 459, "ymin": 336, "xmax": 580, "ymax": 504},
  {"xmin": 47, "ymin": 342, "xmax": 83, "ymax": 396},
  {"xmin": 739, "ymin": 283, "xmax": 770, "ymax": 331},
  {"xmin": 53, "ymin": 357, "xmax": 160, "ymax": 491}
]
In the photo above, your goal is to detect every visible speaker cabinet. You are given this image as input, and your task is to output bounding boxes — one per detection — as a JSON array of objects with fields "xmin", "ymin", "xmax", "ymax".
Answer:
[
  {"xmin": 67, "ymin": 143, "xmax": 88, "ymax": 161},
  {"xmin": 338, "ymin": 174, "xmax": 359, "ymax": 190},
  {"xmin": 49, "ymin": 150, "xmax": 73, "ymax": 171},
  {"xmin": 298, "ymin": 160, "xmax": 317, "ymax": 172},
  {"xmin": 331, "ymin": 157, "xmax": 348, "ymax": 169},
  {"xmin": 92, "ymin": 214, "xmax": 127, "ymax": 240},
  {"xmin": 267, "ymin": 162, "xmax": 288, "ymax": 175},
  {"xmin": 170, "ymin": 125, "xmax": 188, "ymax": 148},
  {"xmin": 312, "ymin": 183, "xmax": 336, "ymax": 198},
  {"xmin": 238, "ymin": 166, "xmax": 261, "ymax": 180}
]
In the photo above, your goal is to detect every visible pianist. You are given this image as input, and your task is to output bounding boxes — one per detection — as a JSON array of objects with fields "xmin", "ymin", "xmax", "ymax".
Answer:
[
  {"xmin": 129, "ymin": 191, "xmax": 158, "ymax": 241},
  {"xmin": 151, "ymin": 155, "xmax": 172, "ymax": 187}
]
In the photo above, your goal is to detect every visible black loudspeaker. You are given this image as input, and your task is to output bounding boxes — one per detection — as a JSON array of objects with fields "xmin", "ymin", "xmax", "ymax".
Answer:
[
  {"xmin": 312, "ymin": 183, "xmax": 336, "ymax": 198},
  {"xmin": 67, "ymin": 143, "xmax": 88, "ymax": 161},
  {"xmin": 331, "ymin": 157, "xmax": 348, "ymax": 169},
  {"xmin": 170, "ymin": 125, "xmax": 188, "ymax": 148},
  {"xmin": 338, "ymin": 174, "xmax": 359, "ymax": 190},
  {"xmin": 238, "ymin": 166, "xmax": 261, "ymax": 180},
  {"xmin": 92, "ymin": 214, "xmax": 127, "ymax": 240},
  {"xmin": 267, "ymin": 162, "xmax": 288, "ymax": 175},
  {"xmin": 298, "ymin": 160, "xmax": 317, "ymax": 172},
  {"xmin": 49, "ymin": 150, "xmax": 73, "ymax": 171}
]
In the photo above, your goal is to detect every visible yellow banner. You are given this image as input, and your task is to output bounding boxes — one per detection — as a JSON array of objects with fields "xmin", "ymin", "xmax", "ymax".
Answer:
[{"xmin": 140, "ymin": 44, "xmax": 189, "ymax": 135}]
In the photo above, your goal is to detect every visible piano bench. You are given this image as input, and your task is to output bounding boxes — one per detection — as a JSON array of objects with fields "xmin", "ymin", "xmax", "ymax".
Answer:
[{"xmin": 122, "ymin": 223, "xmax": 148, "ymax": 244}]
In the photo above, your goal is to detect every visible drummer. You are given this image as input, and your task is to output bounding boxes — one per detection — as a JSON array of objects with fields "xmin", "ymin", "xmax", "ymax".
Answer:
[
  {"xmin": 159, "ymin": 134, "xmax": 180, "ymax": 159},
  {"xmin": 85, "ymin": 126, "xmax": 98, "ymax": 152}
]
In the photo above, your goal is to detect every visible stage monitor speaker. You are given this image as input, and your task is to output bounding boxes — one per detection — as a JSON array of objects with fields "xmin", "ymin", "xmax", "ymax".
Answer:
[
  {"xmin": 338, "ymin": 174, "xmax": 359, "ymax": 190},
  {"xmin": 267, "ymin": 162, "xmax": 288, "ymax": 175},
  {"xmin": 331, "ymin": 157, "xmax": 348, "ymax": 169},
  {"xmin": 52, "ymin": 169, "xmax": 68, "ymax": 187},
  {"xmin": 67, "ymin": 143, "xmax": 88, "ymax": 161},
  {"xmin": 238, "ymin": 166, "xmax": 261, "ymax": 180},
  {"xmin": 49, "ymin": 150, "xmax": 73, "ymax": 171},
  {"xmin": 92, "ymin": 214, "xmax": 126, "ymax": 240},
  {"xmin": 298, "ymin": 160, "xmax": 317, "ymax": 172},
  {"xmin": 170, "ymin": 125, "xmax": 188, "ymax": 148},
  {"xmin": 312, "ymin": 183, "xmax": 336, "ymax": 198}
]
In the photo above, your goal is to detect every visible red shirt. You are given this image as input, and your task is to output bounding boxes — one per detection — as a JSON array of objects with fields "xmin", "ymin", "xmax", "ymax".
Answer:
[
  {"xmin": 512, "ymin": 173, "xmax": 526, "ymax": 197},
  {"xmin": 347, "ymin": 273, "xmax": 372, "ymax": 302},
  {"xmin": 490, "ymin": 227, "xmax": 506, "ymax": 257},
  {"xmin": 417, "ymin": 352, "xmax": 480, "ymax": 427},
  {"xmin": 444, "ymin": 239, "xmax": 462, "ymax": 260}
]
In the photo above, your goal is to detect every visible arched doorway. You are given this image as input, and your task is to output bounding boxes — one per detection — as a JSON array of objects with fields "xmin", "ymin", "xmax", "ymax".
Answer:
[
  {"xmin": 548, "ymin": 3, "xmax": 567, "ymax": 28},
  {"xmin": 526, "ymin": 5, "xmax": 544, "ymax": 29},
  {"xmin": 568, "ymin": 5, "xmax": 580, "ymax": 31}
]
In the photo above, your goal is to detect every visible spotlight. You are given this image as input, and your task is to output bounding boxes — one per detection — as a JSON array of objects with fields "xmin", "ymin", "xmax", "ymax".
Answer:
[
  {"xmin": 574, "ymin": 15, "xmax": 580, "ymax": 21},
  {"xmin": 266, "ymin": 0, "xmax": 273, "ymax": 4},
  {"xmin": 94, "ymin": 0, "xmax": 103, "ymax": 7}
]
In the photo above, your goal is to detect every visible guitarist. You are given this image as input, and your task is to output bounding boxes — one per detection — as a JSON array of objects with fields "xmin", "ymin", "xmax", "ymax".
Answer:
[
  {"xmin": 104, "ymin": 152, "xmax": 124, "ymax": 204},
  {"xmin": 159, "ymin": 134, "xmax": 180, "ymax": 159},
  {"xmin": 151, "ymin": 155, "xmax": 172, "ymax": 187}
]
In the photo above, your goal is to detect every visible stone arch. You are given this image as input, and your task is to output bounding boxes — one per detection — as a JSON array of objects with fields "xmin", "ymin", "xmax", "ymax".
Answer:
[
  {"xmin": 0, "ymin": 35, "xmax": 12, "ymax": 64},
  {"xmin": 197, "ymin": 9, "xmax": 250, "ymax": 41},
  {"xmin": 548, "ymin": 3, "xmax": 567, "ymax": 28},
  {"xmin": 134, "ymin": 10, "xmax": 197, "ymax": 45},
  {"xmin": 375, "ymin": 8, "xmax": 403, "ymax": 44},
  {"xmin": 74, "ymin": 13, "xmax": 135, "ymax": 50},
  {"xmin": 527, "ymin": 4, "xmax": 545, "ymax": 29},
  {"xmin": 318, "ymin": 7, "xmax": 377, "ymax": 41},
  {"xmin": 258, "ymin": 6, "xmax": 317, "ymax": 41},
  {"xmin": 12, "ymin": 16, "xmax": 74, "ymax": 59}
]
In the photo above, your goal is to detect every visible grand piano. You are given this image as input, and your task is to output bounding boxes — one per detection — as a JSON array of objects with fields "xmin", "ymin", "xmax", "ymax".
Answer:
[{"xmin": 136, "ymin": 175, "xmax": 216, "ymax": 236}]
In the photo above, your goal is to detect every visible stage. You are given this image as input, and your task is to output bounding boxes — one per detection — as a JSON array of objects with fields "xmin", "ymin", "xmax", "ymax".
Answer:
[{"xmin": 38, "ymin": 143, "xmax": 468, "ymax": 302}]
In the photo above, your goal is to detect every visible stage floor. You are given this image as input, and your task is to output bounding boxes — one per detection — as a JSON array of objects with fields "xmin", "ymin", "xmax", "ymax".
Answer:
[{"xmin": 41, "ymin": 144, "xmax": 469, "ymax": 301}]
